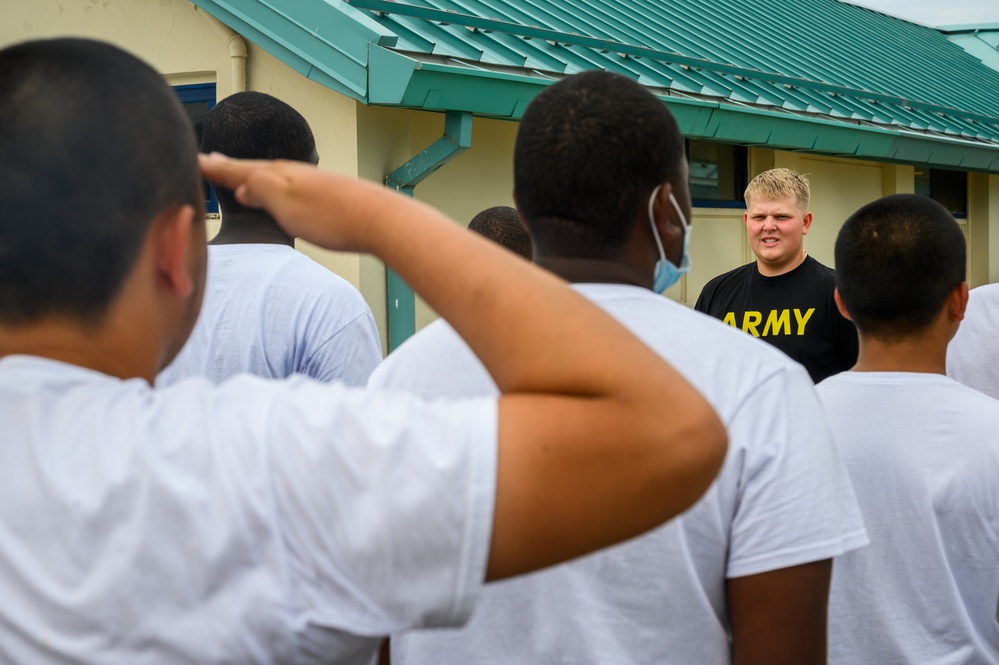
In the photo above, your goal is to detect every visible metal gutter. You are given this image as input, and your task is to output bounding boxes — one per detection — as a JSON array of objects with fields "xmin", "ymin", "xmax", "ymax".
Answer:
[{"xmin": 383, "ymin": 111, "xmax": 473, "ymax": 350}]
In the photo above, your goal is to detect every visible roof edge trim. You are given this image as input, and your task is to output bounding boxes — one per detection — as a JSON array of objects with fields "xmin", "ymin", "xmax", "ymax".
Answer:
[{"xmin": 367, "ymin": 57, "xmax": 999, "ymax": 173}]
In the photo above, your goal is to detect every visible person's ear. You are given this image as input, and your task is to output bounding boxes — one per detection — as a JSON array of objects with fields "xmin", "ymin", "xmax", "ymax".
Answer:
[
  {"xmin": 154, "ymin": 204, "xmax": 198, "ymax": 298},
  {"xmin": 948, "ymin": 281, "xmax": 970, "ymax": 322},
  {"xmin": 801, "ymin": 211, "xmax": 814, "ymax": 235},
  {"xmin": 652, "ymin": 182, "xmax": 684, "ymax": 241},
  {"xmin": 833, "ymin": 288, "xmax": 853, "ymax": 321}
]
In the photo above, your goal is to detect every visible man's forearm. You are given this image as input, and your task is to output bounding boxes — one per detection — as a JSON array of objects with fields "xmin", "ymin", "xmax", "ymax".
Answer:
[{"xmin": 201, "ymin": 155, "xmax": 728, "ymax": 577}]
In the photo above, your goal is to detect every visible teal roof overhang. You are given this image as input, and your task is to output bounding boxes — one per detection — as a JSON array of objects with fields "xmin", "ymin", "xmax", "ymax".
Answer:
[{"xmin": 190, "ymin": 0, "xmax": 999, "ymax": 173}]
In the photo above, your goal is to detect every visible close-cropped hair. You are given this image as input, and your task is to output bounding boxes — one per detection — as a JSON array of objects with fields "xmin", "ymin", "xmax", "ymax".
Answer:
[
  {"xmin": 201, "ymin": 91, "xmax": 317, "ymax": 213},
  {"xmin": 468, "ymin": 206, "xmax": 532, "ymax": 260},
  {"xmin": 514, "ymin": 70, "xmax": 685, "ymax": 258},
  {"xmin": 0, "ymin": 38, "xmax": 201, "ymax": 325},
  {"xmin": 744, "ymin": 168, "xmax": 811, "ymax": 210},
  {"xmin": 834, "ymin": 193, "xmax": 966, "ymax": 339}
]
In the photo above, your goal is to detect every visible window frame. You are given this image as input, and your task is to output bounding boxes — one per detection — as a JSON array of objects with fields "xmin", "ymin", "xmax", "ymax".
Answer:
[
  {"xmin": 685, "ymin": 139, "xmax": 749, "ymax": 209},
  {"xmin": 914, "ymin": 166, "xmax": 968, "ymax": 219},
  {"xmin": 174, "ymin": 83, "xmax": 218, "ymax": 215}
]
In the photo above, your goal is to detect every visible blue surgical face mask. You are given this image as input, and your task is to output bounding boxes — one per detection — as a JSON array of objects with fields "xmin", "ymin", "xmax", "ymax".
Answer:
[{"xmin": 648, "ymin": 185, "xmax": 691, "ymax": 293}]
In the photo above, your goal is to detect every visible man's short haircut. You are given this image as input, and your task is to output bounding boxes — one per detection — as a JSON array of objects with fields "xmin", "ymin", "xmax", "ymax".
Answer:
[
  {"xmin": 201, "ymin": 91, "xmax": 316, "ymax": 214},
  {"xmin": 514, "ymin": 70, "xmax": 685, "ymax": 258},
  {"xmin": 835, "ymin": 194, "xmax": 966, "ymax": 339},
  {"xmin": 468, "ymin": 207, "xmax": 532, "ymax": 260},
  {"xmin": 0, "ymin": 38, "xmax": 201, "ymax": 325},
  {"xmin": 744, "ymin": 168, "xmax": 811, "ymax": 210}
]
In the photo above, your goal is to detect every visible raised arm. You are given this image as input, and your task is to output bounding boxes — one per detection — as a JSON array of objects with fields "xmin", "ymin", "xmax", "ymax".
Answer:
[{"xmin": 200, "ymin": 155, "xmax": 727, "ymax": 579}]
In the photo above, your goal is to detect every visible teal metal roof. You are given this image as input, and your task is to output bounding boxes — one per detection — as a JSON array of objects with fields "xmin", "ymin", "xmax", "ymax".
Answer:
[
  {"xmin": 941, "ymin": 24, "xmax": 999, "ymax": 73},
  {"xmin": 191, "ymin": 0, "xmax": 999, "ymax": 172}
]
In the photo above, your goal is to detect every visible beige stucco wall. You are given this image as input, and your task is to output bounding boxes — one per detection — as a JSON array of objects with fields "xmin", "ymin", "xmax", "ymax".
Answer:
[
  {"xmin": 4, "ymin": 1, "xmax": 222, "ymax": 81},
  {"xmin": 968, "ymin": 173, "xmax": 999, "ymax": 285},
  {"xmin": 356, "ymin": 105, "xmax": 520, "ymax": 339}
]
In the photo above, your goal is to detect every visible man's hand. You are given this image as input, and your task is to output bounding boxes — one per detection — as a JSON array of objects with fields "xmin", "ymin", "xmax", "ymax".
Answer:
[{"xmin": 200, "ymin": 153, "xmax": 381, "ymax": 252}]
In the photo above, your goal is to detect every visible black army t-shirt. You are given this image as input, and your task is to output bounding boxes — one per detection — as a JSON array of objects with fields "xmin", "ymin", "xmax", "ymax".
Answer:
[{"xmin": 694, "ymin": 255, "xmax": 858, "ymax": 383}]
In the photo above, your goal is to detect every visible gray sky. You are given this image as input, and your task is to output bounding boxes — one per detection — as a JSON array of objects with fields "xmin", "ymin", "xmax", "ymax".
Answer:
[{"xmin": 842, "ymin": 0, "xmax": 999, "ymax": 26}]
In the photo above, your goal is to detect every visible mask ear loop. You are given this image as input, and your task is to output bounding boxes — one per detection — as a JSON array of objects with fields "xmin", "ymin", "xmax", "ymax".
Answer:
[
  {"xmin": 648, "ymin": 184, "xmax": 667, "ymax": 263},
  {"xmin": 668, "ymin": 192, "xmax": 690, "ymax": 233}
]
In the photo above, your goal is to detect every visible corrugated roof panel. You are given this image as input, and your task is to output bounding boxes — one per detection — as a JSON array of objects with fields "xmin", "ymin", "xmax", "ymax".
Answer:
[
  {"xmin": 638, "ymin": 60, "xmax": 704, "ymax": 94},
  {"xmin": 903, "ymin": 106, "xmax": 950, "ymax": 133},
  {"xmin": 790, "ymin": 87, "xmax": 839, "ymax": 115},
  {"xmin": 388, "ymin": 0, "xmax": 997, "ymax": 117},
  {"xmin": 830, "ymin": 94, "xmax": 879, "ymax": 121},
  {"xmin": 771, "ymin": 85, "xmax": 821, "ymax": 113},
  {"xmin": 554, "ymin": 44, "xmax": 638, "ymax": 78},
  {"xmin": 381, "ymin": 14, "xmax": 486, "ymax": 60},
  {"xmin": 735, "ymin": 77, "xmax": 789, "ymax": 107},
  {"xmin": 488, "ymin": 32, "xmax": 573, "ymax": 72},
  {"xmin": 451, "ymin": 28, "xmax": 528, "ymax": 67},
  {"xmin": 677, "ymin": 2, "xmax": 816, "ymax": 74},
  {"xmin": 804, "ymin": 1, "xmax": 999, "ymax": 112},
  {"xmin": 372, "ymin": 14, "xmax": 438, "ymax": 52},
  {"xmin": 518, "ymin": 0, "xmax": 614, "ymax": 36}
]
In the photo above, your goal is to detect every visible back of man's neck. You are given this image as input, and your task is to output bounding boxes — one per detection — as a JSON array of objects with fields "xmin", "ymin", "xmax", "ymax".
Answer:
[
  {"xmin": 534, "ymin": 255, "xmax": 653, "ymax": 289},
  {"xmin": 0, "ymin": 316, "xmax": 159, "ymax": 384},
  {"xmin": 210, "ymin": 213, "xmax": 294, "ymax": 247},
  {"xmin": 852, "ymin": 334, "xmax": 948, "ymax": 375}
]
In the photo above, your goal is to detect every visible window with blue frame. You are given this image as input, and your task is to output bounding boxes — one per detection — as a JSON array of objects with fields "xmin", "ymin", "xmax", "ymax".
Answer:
[
  {"xmin": 174, "ymin": 83, "xmax": 218, "ymax": 214},
  {"xmin": 686, "ymin": 140, "xmax": 748, "ymax": 208},
  {"xmin": 914, "ymin": 167, "xmax": 967, "ymax": 219}
]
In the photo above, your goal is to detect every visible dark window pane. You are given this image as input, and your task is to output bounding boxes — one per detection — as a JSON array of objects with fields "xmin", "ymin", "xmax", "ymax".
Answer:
[
  {"xmin": 931, "ymin": 169, "xmax": 967, "ymax": 217},
  {"xmin": 914, "ymin": 167, "xmax": 966, "ymax": 217},
  {"xmin": 183, "ymin": 101, "xmax": 211, "ymax": 145},
  {"xmin": 687, "ymin": 140, "xmax": 747, "ymax": 206},
  {"xmin": 173, "ymin": 85, "xmax": 217, "ymax": 213}
]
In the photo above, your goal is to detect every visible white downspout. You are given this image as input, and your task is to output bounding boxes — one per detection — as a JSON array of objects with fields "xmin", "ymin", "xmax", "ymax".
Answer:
[{"xmin": 194, "ymin": 5, "xmax": 247, "ymax": 95}]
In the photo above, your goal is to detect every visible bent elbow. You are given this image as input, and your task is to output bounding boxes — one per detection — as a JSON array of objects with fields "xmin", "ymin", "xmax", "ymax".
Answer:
[
  {"xmin": 659, "ymin": 400, "xmax": 728, "ymax": 516},
  {"xmin": 688, "ymin": 403, "xmax": 728, "ymax": 501}
]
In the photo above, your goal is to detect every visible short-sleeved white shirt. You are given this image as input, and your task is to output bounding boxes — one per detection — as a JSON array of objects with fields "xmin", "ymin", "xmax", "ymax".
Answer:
[
  {"xmin": 0, "ymin": 355, "xmax": 496, "ymax": 665},
  {"xmin": 159, "ymin": 244, "xmax": 382, "ymax": 387},
  {"xmin": 818, "ymin": 372, "xmax": 999, "ymax": 664},
  {"xmin": 371, "ymin": 283, "xmax": 868, "ymax": 665},
  {"xmin": 948, "ymin": 283, "xmax": 999, "ymax": 400}
]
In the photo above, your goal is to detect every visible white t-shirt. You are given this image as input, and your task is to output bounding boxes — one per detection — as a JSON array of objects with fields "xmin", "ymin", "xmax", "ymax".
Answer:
[
  {"xmin": 371, "ymin": 283, "xmax": 868, "ymax": 665},
  {"xmin": 159, "ymin": 244, "xmax": 382, "ymax": 387},
  {"xmin": 818, "ymin": 372, "xmax": 999, "ymax": 664},
  {"xmin": 0, "ymin": 355, "xmax": 497, "ymax": 665},
  {"xmin": 948, "ymin": 283, "xmax": 999, "ymax": 400}
]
